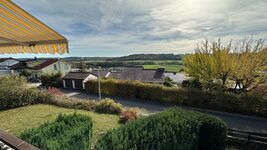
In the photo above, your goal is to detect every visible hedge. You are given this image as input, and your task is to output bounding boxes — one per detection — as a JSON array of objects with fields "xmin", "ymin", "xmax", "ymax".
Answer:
[
  {"xmin": 85, "ymin": 79, "xmax": 267, "ymax": 118},
  {"xmin": 95, "ymin": 108, "xmax": 227, "ymax": 150},
  {"xmin": 0, "ymin": 76, "xmax": 53, "ymax": 110},
  {"xmin": 20, "ymin": 113, "xmax": 93, "ymax": 150},
  {"xmin": 40, "ymin": 72, "xmax": 62, "ymax": 88}
]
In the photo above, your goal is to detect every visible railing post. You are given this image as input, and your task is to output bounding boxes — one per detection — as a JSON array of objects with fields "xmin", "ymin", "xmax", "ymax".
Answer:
[{"xmin": 247, "ymin": 132, "xmax": 251, "ymax": 146}]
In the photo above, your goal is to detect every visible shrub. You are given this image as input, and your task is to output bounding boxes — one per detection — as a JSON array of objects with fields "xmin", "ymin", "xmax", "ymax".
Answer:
[
  {"xmin": 95, "ymin": 98, "xmax": 122, "ymax": 114},
  {"xmin": 47, "ymin": 87, "xmax": 63, "ymax": 96},
  {"xmin": 95, "ymin": 108, "xmax": 227, "ymax": 150},
  {"xmin": 20, "ymin": 113, "xmax": 93, "ymax": 150},
  {"xmin": 163, "ymin": 77, "xmax": 173, "ymax": 87},
  {"xmin": 40, "ymin": 72, "xmax": 62, "ymax": 88},
  {"xmin": 119, "ymin": 108, "xmax": 140, "ymax": 124},
  {"xmin": 0, "ymin": 76, "xmax": 53, "ymax": 110},
  {"xmin": 86, "ymin": 79, "xmax": 267, "ymax": 118},
  {"xmin": 44, "ymin": 95, "xmax": 97, "ymax": 111}
]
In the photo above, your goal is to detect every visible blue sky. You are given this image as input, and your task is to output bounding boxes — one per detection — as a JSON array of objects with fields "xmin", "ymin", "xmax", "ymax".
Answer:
[{"xmin": 3, "ymin": 0, "xmax": 267, "ymax": 58}]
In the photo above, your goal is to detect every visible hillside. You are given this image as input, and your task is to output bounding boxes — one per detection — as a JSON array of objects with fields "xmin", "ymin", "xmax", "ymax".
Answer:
[{"xmin": 107, "ymin": 54, "xmax": 184, "ymax": 61}]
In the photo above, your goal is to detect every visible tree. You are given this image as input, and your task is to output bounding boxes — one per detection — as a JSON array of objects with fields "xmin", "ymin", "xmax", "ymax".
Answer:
[
  {"xmin": 184, "ymin": 38, "xmax": 267, "ymax": 92},
  {"xmin": 230, "ymin": 39, "xmax": 267, "ymax": 91}
]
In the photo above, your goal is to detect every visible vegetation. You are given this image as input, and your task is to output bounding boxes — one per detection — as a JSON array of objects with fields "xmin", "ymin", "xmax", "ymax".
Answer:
[
  {"xmin": 20, "ymin": 113, "xmax": 93, "ymax": 150},
  {"xmin": 95, "ymin": 108, "xmax": 227, "ymax": 150},
  {"xmin": 184, "ymin": 39, "xmax": 267, "ymax": 92},
  {"xmin": 0, "ymin": 76, "xmax": 51, "ymax": 110},
  {"xmin": 40, "ymin": 72, "xmax": 63, "ymax": 88},
  {"xmin": 64, "ymin": 54, "xmax": 184, "ymax": 62},
  {"xmin": 0, "ymin": 104, "xmax": 120, "ymax": 147},
  {"xmin": 163, "ymin": 76, "xmax": 173, "ymax": 87},
  {"xmin": 95, "ymin": 98, "xmax": 122, "ymax": 114},
  {"xmin": 42, "ymin": 94, "xmax": 97, "ymax": 111},
  {"xmin": 0, "ymin": 76, "xmax": 122, "ymax": 116},
  {"xmin": 86, "ymin": 79, "xmax": 267, "ymax": 117},
  {"xmin": 119, "ymin": 108, "xmax": 140, "ymax": 124},
  {"xmin": 108, "ymin": 54, "xmax": 183, "ymax": 61}
]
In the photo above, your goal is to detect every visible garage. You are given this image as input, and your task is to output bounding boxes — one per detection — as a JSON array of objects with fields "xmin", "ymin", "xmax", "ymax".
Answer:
[{"xmin": 62, "ymin": 72, "xmax": 97, "ymax": 90}]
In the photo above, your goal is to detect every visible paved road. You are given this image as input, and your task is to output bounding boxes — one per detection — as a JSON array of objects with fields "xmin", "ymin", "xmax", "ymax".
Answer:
[{"xmin": 61, "ymin": 89, "xmax": 267, "ymax": 133}]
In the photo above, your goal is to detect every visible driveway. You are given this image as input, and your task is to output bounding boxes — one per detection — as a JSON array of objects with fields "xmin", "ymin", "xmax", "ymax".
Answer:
[{"xmin": 61, "ymin": 89, "xmax": 267, "ymax": 133}]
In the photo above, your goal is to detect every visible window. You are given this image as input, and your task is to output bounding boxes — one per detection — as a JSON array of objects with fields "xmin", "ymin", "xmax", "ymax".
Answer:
[{"xmin": 54, "ymin": 64, "xmax": 57, "ymax": 70}]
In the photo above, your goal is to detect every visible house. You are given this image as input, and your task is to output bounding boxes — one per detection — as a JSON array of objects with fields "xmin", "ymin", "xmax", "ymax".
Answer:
[
  {"xmin": 0, "ymin": 58, "xmax": 20, "ymax": 76},
  {"xmin": 164, "ymin": 72, "xmax": 189, "ymax": 83},
  {"xmin": 110, "ymin": 67, "xmax": 165, "ymax": 83},
  {"xmin": 25, "ymin": 59, "xmax": 72, "ymax": 79},
  {"xmin": 62, "ymin": 70, "xmax": 110, "ymax": 90},
  {"xmin": 0, "ymin": 58, "xmax": 20, "ymax": 69},
  {"xmin": 91, "ymin": 70, "xmax": 110, "ymax": 78}
]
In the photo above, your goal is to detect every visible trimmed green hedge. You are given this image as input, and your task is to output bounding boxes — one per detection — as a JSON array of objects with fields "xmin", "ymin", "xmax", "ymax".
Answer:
[
  {"xmin": 20, "ymin": 113, "xmax": 93, "ymax": 150},
  {"xmin": 95, "ymin": 108, "xmax": 227, "ymax": 150},
  {"xmin": 85, "ymin": 79, "xmax": 267, "ymax": 117},
  {"xmin": 40, "ymin": 72, "xmax": 62, "ymax": 88}
]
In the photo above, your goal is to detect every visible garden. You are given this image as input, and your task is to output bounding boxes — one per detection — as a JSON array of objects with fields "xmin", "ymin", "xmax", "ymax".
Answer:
[{"xmin": 0, "ymin": 75, "xmax": 229, "ymax": 149}]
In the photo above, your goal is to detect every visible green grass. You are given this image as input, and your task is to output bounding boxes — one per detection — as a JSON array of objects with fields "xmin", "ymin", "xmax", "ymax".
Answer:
[
  {"xmin": 0, "ymin": 104, "xmax": 120, "ymax": 147},
  {"xmin": 143, "ymin": 64, "xmax": 183, "ymax": 72}
]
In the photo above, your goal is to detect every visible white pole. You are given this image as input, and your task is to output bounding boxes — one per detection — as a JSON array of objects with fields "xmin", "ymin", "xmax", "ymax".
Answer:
[{"xmin": 98, "ymin": 69, "xmax": 101, "ymax": 100}]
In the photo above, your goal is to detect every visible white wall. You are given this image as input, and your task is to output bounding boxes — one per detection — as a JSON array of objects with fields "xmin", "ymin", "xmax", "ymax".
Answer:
[
  {"xmin": 40, "ymin": 60, "xmax": 71, "ymax": 75},
  {"xmin": 27, "ymin": 60, "xmax": 72, "ymax": 78}
]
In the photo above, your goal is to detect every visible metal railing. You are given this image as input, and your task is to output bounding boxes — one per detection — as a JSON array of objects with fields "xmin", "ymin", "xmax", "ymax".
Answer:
[{"xmin": 227, "ymin": 128, "xmax": 267, "ymax": 150}]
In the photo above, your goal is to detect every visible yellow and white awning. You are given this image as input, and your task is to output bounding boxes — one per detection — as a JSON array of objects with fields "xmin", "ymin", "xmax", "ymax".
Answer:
[{"xmin": 0, "ymin": 0, "xmax": 69, "ymax": 54}]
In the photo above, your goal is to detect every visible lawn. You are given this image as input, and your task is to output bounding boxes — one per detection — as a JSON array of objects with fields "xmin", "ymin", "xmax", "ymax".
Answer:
[
  {"xmin": 143, "ymin": 64, "xmax": 183, "ymax": 72},
  {"xmin": 0, "ymin": 104, "xmax": 120, "ymax": 147}
]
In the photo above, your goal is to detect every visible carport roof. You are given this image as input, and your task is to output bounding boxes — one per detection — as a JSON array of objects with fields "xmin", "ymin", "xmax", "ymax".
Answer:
[{"xmin": 63, "ymin": 72, "xmax": 93, "ymax": 80}]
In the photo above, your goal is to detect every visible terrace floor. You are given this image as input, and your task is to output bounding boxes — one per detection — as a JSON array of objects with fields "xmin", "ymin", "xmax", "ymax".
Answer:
[{"xmin": 62, "ymin": 89, "xmax": 267, "ymax": 134}]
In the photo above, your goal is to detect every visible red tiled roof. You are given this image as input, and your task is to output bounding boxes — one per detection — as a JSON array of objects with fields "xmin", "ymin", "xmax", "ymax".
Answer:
[{"xmin": 30, "ymin": 59, "xmax": 58, "ymax": 70}]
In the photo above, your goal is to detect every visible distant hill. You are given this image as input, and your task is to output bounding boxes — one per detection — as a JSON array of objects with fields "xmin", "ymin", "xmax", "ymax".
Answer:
[
  {"xmin": 107, "ymin": 54, "xmax": 184, "ymax": 61},
  {"xmin": 63, "ymin": 54, "xmax": 184, "ymax": 62}
]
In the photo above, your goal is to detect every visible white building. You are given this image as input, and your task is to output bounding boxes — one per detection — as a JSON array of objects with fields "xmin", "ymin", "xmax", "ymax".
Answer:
[
  {"xmin": 25, "ymin": 59, "xmax": 72, "ymax": 79},
  {"xmin": 0, "ymin": 58, "xmax": 20, "ymax": 76}
]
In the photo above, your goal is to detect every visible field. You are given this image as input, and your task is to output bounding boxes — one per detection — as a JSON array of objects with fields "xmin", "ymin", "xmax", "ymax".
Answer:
[
  {"xmin": 0, "ymin": 104, "xmax": 120, "ymax": 147},
  {"xmin": 143, "ymin": 64, "xmax": 183, "ymax": 72}
]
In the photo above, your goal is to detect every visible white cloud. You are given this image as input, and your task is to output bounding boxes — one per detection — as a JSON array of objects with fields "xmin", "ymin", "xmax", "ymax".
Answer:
[{"xmin": 7, "ymin": 0, "xmax": 267, "ymax": 57}]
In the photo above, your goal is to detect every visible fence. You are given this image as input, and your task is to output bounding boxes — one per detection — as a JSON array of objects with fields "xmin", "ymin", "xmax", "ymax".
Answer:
[{"xmin": 227, "ymin": 128, "xmax": 267, "ymax": 150}]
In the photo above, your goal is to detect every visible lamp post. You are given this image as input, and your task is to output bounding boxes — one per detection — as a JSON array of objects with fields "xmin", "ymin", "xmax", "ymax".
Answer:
[{"xmin": 98, "ymin": 68, "xmax": 102, "ymax": 100}]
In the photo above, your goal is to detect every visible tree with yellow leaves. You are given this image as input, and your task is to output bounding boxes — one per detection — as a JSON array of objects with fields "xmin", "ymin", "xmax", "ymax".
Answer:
[{"xmin": 184, "ymin": 39, "xmax": 267, "ymax": 92}]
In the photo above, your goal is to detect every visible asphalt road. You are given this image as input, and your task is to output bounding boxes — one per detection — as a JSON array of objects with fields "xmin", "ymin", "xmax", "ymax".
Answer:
[{"xmin": 61, "ymin": 89, "xmax": 267, "ymax": 133}]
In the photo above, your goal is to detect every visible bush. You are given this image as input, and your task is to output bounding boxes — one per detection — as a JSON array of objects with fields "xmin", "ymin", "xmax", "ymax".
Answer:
[
  {"xmin": 95, "ymin": 108, "xmax": 227, "ymax": 150},
  {"xmin": 86, "ymin": 79, "xmax": 267, "ymax": 118},
  {"xmin": 40, "ymin": 72, "xmax": 62, "ymax": 88},
  {"xmin": 20, "ymin": 113, "xmax": 93, "ymax": 150},
  {"xmin": 95, "ymin": 98, "xmax": 122, "ymax": 114},
  {"xmin": 0, "ymin": 76, "xmax": 52, "ymax": 110},
  {"xmin": 47, "ymin": 87, "xmax": 63, "ymax": 96},
  {"xmin": 44, "ymin": 95, "xmax": 97, "ymax": 111},
  {"xmin": 119, "ymin": 108, "xmax": 140, "ymax": 124}
]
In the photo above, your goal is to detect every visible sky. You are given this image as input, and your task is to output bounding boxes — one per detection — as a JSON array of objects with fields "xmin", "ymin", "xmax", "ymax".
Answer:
[{"xmin": 2, "ymin": 0, "xmax": 267, "ymax": 58}]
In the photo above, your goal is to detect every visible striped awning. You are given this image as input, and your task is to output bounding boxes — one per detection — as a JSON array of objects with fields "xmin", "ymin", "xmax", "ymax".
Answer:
[{"xmin": 0, "ymin": 0, "xmax": 69, "ymax": 54}]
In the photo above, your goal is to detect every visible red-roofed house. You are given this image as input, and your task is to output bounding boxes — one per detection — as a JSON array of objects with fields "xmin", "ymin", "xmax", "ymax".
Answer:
[{"xmin": 25, "ymin": 59, "xmax": 72, "ymax": 79}]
